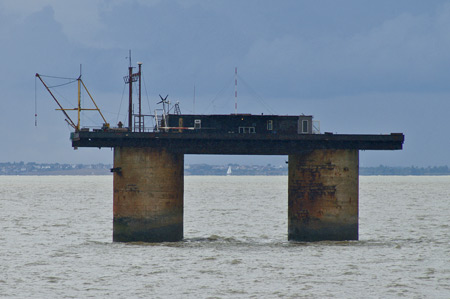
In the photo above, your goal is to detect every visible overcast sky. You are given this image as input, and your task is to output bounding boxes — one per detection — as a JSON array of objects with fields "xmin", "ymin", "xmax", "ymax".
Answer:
[{"xmin": 1, "ymin": 0, "xmax": 449, "ymax": 166}]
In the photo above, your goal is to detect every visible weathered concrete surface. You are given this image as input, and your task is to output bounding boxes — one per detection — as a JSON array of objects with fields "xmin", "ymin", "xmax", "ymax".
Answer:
[
  {"xmin": 288, "ymin": 150, "xmax": 359, "ymax": 241},
  {"xmin": 113, "ymin": 147, "xmax": 184, "ymax": 242}
]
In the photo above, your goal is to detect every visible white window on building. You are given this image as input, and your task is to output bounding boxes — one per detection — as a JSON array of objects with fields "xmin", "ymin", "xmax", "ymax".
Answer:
[
  {"xmin": 267, "ymin": 120, "xmax": 273, "ymax": 130},
  {"xmin": 239, "ymin": 127, "xmax": 256, "ymax": 133},
  {"xmin": 302, "ymin": 120, "xmax": 309, "ymax": 133},
  {"xmin": 194, "ymin": 119, "xmax": 201, "ymax": 129}
]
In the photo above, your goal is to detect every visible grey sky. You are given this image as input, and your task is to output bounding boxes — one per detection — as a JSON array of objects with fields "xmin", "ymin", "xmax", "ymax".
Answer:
[{"xmin": 1, "ymin": 0, "xmax": 449, "ymax": 166}]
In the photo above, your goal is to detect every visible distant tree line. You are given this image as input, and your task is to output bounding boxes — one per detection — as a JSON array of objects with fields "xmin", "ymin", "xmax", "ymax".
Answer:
[
  {"xmin": 185, "ymin": 163, "xmax": 288, "ymax": 176},
  {"xmin": 1, "ymin": 162, "xmax": 449, "ymax": 176},
  {"xmin": 0, "ymin": 162, "xmax": 112, "ymax": 175},
  {"xmin": 360, "ymin": 165, "xmax": 450, "ymax": 175}
]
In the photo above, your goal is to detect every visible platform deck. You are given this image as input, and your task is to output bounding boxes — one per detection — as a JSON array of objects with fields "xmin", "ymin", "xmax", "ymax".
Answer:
[{"xmin": 71, "ymin": 131, "xmax": 404, "ymax": 155}]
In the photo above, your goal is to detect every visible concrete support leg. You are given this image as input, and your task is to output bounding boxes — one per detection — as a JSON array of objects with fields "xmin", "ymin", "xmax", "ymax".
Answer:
[
  {"xmin": 113, "ymin": 147, "xmax": 184, "ymax": 242},
  {"xmin": 288, "ymin": 149, "xmax": 359, "ymax": 241}
]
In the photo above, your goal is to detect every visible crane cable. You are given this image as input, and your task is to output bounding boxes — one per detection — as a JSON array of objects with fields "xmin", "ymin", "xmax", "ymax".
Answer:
[
  {"xmin": 115, "ymin": 83, "xmax": 127, "ymax": 125},
  {"xmin": 38, "ymin": 74, "xmax": 77, "ymax": 80},
  {"xmin": 48, "ymin": 79, "xmax": 78, "ymax": 88},
  {"xmin": 142, "ymin": 70, "xmax": 154, "ymax": 128},
  {"xmin": 237, "ymin": 74, "xmax": 277, "ymax": 114},
  {"xmin": 204, "ymin": 77, "xmax": 234, "ymax": 113}
]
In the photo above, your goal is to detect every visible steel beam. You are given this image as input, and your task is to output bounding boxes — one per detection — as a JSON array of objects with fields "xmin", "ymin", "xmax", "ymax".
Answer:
[{"xmin": 71, "ymin": 131, "xmax": 404, "ymax": 153}]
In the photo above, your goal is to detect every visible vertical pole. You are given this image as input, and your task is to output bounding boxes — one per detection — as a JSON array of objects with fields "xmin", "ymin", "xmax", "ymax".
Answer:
[
  {"xmin": 77, "ymin": 63, "xmax": 82, "ymax": 131},
  {"xmin": 138, "ymin": 62, "xmax": 142, "ymax": 132},
  {"xmin": 234, "ymin": 67, "xmax": 237, "ymax": 114},
  {"xmin": 35, "ymin": 76, "xmax": 38, "ymax": 127},
  {"xmin": 77, "ymin": 77, "xmax": 81, "ymax": 131},
  {"xmin": 128, "ymin": 65, "xmax": 133, "ymax": 131}
]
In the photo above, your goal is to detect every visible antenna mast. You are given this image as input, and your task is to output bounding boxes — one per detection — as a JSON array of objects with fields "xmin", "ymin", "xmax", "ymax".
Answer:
[
  {"xmin": 77, "ymin": 64, "xmax": 82, "ymax": 131},
  {"xmin": 234, "ymin": 67, "xmax": 238, "ymax": 114},
  {"xmin": 123, "ymin": 50, "xmax": 143, "ymax": 131},
  {"xmin": 128, "ymin": 50, "xmax": 133, "ymax": 131},
  {"xmin": 138, "ymin": 62, "xmax": 142, "ymax": 132}
]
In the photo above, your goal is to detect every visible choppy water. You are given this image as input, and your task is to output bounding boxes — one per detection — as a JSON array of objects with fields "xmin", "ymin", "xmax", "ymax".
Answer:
[{"xmin": 0, "ymin": 175, "xmax": 449, "ymax": 298}]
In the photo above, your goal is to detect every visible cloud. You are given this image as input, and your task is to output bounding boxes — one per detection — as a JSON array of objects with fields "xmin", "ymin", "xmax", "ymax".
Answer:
[
  {"xmin": 0, "ymin": 0, "xmax": 49, "ymax": 19},
  {"xmin": 1, "ymin": 0, "xmax": 100, "ymax": 46},
  {"xmin": 0, "ymin": 0, "xmax": 154, "ymax": 48},
  {"xmin": 1, "ymin": 1, "xmax": 449, "ymax": 166},
  {"xmin": 242, "ymin": 3, "xmax": 450, "ymax": 97}
]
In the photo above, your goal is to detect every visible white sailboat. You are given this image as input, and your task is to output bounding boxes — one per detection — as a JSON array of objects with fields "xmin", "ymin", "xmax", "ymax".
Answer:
[{"xmin": 226, "ymin": 166, "xmax": 232, "ymax": 176}]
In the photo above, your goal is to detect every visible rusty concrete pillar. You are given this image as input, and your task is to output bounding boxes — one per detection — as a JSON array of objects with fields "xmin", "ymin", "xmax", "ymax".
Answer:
[
  {"xmin": 288, "ymin": 149, "xmax": 359, "ymax": 241},
  {"xmin": 113, "ymin": 147, "xmax": 184, "ymax": 242}
]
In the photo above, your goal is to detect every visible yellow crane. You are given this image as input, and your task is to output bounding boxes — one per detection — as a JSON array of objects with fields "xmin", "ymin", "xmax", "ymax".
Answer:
[{"xmin": 35, "ymin": 72, "xmax": 109, "ymax": 132}]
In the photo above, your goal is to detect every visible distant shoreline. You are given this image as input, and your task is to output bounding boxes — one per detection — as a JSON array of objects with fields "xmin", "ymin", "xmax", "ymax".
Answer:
[{"xmin": 1, "ymin": 162, "xmax": 449, "ymax": 176}]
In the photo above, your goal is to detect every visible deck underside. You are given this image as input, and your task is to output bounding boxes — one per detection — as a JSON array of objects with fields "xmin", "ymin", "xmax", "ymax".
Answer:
[{"xmin": 71, "ymin": 131, "xmax": 404, "ymax": 155}]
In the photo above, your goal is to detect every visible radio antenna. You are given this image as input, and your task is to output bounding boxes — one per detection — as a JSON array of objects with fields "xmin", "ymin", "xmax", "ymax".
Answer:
[
  {"xmin": 35, "ymin": 76, "xmax": 38, "ymax": 126},
  {"xmin": 234, "ymin": 67, "xmax": 238, "ymax": 114},
  {"xmin": 129, "ymin": 50, "xmax": 132, "ymax": 68}
]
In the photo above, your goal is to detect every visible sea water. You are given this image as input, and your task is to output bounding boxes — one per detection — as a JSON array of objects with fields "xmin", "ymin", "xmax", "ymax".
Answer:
[{"xmin": 0, "ymin": 175, "xmax": 449, "ymax": 298}]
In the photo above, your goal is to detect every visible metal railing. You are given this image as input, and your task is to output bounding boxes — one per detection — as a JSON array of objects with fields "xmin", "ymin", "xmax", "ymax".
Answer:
[{"xmin": 313, "ymin": 120, "xmax": 320, "ymax": 134}]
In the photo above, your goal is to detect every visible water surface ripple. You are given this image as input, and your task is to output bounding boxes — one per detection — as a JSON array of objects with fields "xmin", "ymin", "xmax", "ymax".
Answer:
[{"xmin": 0, "ymin": 176, "xmax": 449, "ymax": 298}]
